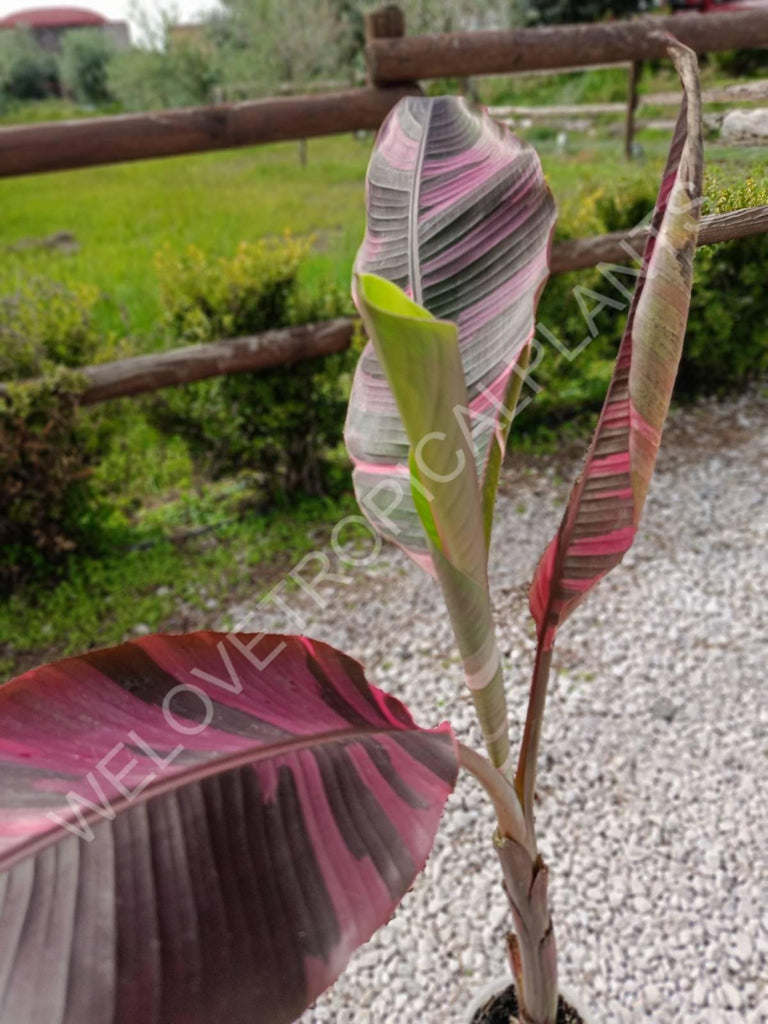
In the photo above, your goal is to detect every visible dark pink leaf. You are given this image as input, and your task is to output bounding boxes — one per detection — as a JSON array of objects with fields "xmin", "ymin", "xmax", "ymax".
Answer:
[{"xmin": 0, "ymin": 632, "xmax": 457, "ymax": 1024}]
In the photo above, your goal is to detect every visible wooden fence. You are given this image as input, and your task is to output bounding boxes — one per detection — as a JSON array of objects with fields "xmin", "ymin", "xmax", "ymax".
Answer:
[
  {"xmin": 4, "ymin": 205, "xmax": 766, "ymax": 406},
  {"xmin": 2, "ymin": 7, "xmax": 768, "ymax": 177},
  {"xmin": 2, "ymin": 5, "xmax": 768, "ymax": 403},
  {"xmin": 0, "ymin": 86, "xmax": 419, "ymax": 178},
  {"xmin": 364, "ymin": 9, "xmax": 768, "ymax": 83}
]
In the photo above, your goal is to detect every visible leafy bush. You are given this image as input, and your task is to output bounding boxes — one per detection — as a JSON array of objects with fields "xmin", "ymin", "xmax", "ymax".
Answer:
[
  {"xmin": 714, "ymin": 48, "xmax": 768, "ymax": 78},
  {"xmin": 149, "ymin": 236, "xmax": 356, "ymax": 501},
  {"xmin": 0, "ymin": 280, "xmax": 110, "ymax": 591},
  {"xmin": 108, "ymin": 42, "xmax": 219, "ymax": 110},
  {"xmin": 524, "ymin": 176, "xmax": 768, "ymax": 440},
  {"xmin": 0, "ymin": 277, "xmax": 100, "ymax": 378},
  {"xmin": 0, "ymin": 28, "xmax": 59, "ymax": 102},
  {"xmin": 60, "ymin": 29, "xmax": 115, "ymax": 104},
  {"xmin": 522, "ymin": 175, "xmax": 768, "ymax": 439},
  {"xmin": 681, "ymin": 175, "xmax": 768, "ymax": 394}
]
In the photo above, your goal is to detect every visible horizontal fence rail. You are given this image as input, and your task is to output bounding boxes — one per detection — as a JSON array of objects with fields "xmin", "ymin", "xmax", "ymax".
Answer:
[
  {"xmin": 3, "ymin": 9, "xmax": 768, "ymax": 178},
  {"xmin": 549, "ymin": 204, "xmax": 768, "ymax": 274},
  {"xmin": 366, "ymin": 10, "xmax": 768, "ymax": 83},
  {"xmin": 0, "ymin": 86, "xmax": 418, "ymax": 178},
  {"xmin": 4, "ymin": 207, "xmax": 766, "ymax": 407},
  {"xmin": 62, "ymin": 319, "xmax": 353, "ymax": 406}
]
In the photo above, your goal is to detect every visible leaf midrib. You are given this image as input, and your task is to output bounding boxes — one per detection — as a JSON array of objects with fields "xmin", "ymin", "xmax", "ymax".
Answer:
[
  {"xmin": 0, "ymin": 724, "xmax": 431, "ymax": 874},
  {"xmin": 408, "ymin": 101, "xmax": 431, "ymax": 306}
]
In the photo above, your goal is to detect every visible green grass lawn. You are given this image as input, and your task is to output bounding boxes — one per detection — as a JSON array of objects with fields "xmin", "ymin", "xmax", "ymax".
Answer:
[
  {"xmin": 0, "ymin": 135, "xmax": 371, "ymax": 342},
  {"xmin": 0, "ymin": 491, "xmax": 361, "ymax": 681}
]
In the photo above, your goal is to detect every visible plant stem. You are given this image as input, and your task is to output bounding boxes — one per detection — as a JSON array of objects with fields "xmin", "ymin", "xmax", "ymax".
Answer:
[
  {"xmin": 515, "ymin": 638, "xmax": 553, "ymax": 834},
  {"xmin": 457, "ymin": 743, "xmax": 530, "ymax": 852},
  {"xmin": 459, "ymin": 744, "xmax": 558, "ymax": 1024},
  {"xmin": 496, "ymin": 834, "xmax": 558, "ymax": 1024},
  {"xmin": 432, "ymin": 546, "xmax": 513, "ymax": 777},
  {"xmin": 496, "ymin": 636, "xmax": 558, "ymax": 1023}
]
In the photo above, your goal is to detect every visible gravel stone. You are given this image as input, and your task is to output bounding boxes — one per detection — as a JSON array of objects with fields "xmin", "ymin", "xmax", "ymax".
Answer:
[
  {"xmin": 722, "ymin": 982, "xmax": 743, "ymax": 1010},
  {"xmin": 234, "ymin": 391, "xmax": 768, "ymax": 1024},
  {"xmin": 643, "ymin": 984, "xmax": 662, "ymax": 1012}
]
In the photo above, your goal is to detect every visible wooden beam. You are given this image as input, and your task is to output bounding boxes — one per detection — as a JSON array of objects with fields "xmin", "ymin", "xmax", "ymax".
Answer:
[
  {"xmin": 490, "ymin": 78, "xmax": 768, "ymax": 118},
  {"xmin": 649, "ymin": 77, "xmax": 768, "ymax": 106},
  {"xmin": 28, "ymin": 319, "xmax": 354, "ymax": 406},
  {"xmin": 0, "ymin": 86, "xmax": 419, "ymax": 178},
  {"xmin": 4, "ymin": 208, "xmax": 766, "ymax": 406},
  {"xmin": 549, "ymin": 205, "xmax": 768, "ymax": 275},
  {"xmin": 365, "ymin": 7, "xmax": 414, "ymax": 97},
  {"xmin": 366, "ymin": 10, "xmax": 768, "ymax": 84},
  {"xmin": 365, "ymin": 5, "xmax": 406, "ymax": 53}
]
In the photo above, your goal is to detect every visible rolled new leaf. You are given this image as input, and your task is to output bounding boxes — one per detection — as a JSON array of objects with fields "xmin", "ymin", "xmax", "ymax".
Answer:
[
  {"xmin": 354, "ymin": 273, "xmax": 511, "ymax": 772},
  {"xmin": 0, "ymin": 631, "xmax": 458, "ymax": 1024},
  {"xmin": 354, "ymin": 272, "xmax": 487, "ymax": 583},
  {"xmin": 529, "ymin": 40, "xmax": 703, "ymax": 651},
  {"xmin": 346, "ymin": 95, "xmax": 556, "ymax": 568}
]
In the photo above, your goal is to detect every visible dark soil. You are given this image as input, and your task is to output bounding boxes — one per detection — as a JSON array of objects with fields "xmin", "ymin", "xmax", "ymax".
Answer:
[{"xmin": 472, "ymin": 985, "xmax": 584, "ymax": 1024}]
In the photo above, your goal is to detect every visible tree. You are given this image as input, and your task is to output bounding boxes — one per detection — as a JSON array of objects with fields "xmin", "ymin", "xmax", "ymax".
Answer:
[
  {"xmin": 108, "ymin": 41, "xmax": 220, "ymax": 109},
  {"xmin": 211, "ymin": 0, "xmax": 347, "ymax": 92},
  {"xmin": 60, "ymin": 29, "xmax": 116, "ymax": 104},
  {"xmin": 393, "ymin": 0, "xmax": 510, "ymax": 33},
  {"xmin": 0, "ymin": 28, "xmax": 59, "ymax": 102}
]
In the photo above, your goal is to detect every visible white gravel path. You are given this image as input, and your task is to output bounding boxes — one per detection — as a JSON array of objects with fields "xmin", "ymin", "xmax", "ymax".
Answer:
[{"xmin": 232, "ymin": 389, "xmax": 768, "ymax": 1024}]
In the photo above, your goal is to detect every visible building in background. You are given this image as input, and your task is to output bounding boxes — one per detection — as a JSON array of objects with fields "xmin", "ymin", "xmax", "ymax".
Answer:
[{"xmin": 0, "ymin": 6, "xmax": 130, "ymax": 51}]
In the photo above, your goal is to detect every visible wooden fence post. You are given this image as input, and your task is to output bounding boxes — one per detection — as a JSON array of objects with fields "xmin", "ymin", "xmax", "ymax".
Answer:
[
  {"xmin": 624, "ymin": 59, "xmax": 642, "ymax": 160},
  {"xmin": 365, "ymin": 6, "xmax": 407, "ymax": 87}
]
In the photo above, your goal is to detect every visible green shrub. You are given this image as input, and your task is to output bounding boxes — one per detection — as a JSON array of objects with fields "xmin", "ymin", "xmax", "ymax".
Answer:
[
  {"xmin": 60, "ymin": 29, "xmax": 115, "ymax": 105},
  {"xmin": 680, "ymin": 175, "xmax": 768, "ymax": 394},
  {"xmin": 714, "ymin": 48, "xmax": 768, "ymax": 78},
  {"xmin": 0, "ymin": 280, "xmax": 110, "ymax": 591},
  {"xmin": 0, "ymin": 278, "xmax": 100, "ymax": 377},
  {"xmin": 0, "ymin": 28, "xmax": 59, "ymax": 102},
  {"xmin": 107, "ymin": 42, "xmax": 219, "ymax": 111},
  {"xmin": 149, "ymin": 236, "xmax": 356, "ymax": 501},
  {"xmin": 521, "ymin": 175, "xmax": 768, "ymax": 439}
]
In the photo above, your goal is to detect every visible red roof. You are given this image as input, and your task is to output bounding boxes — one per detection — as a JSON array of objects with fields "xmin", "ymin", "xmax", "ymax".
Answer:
[{"xmin": 0, "ymin": 6, "xmax": 107, "ymax": 28}]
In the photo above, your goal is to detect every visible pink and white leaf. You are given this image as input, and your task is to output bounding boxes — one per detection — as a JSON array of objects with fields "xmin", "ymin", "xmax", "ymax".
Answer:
[
  {"xmin": 529, "ymin": 41, "xmax": 703, "ymax": 650},
  {"xmin": 345, "ymin": 95, "xmax": 556, "ymax": 569}
]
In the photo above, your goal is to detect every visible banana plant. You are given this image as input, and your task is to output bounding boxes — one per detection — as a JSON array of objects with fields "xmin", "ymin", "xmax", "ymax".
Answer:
[
  {"xmin": 346, "ymin": 38, "xmax": 701, "ymax": 1024},
  {"xmin": 0, "ymin": 39, "xmax": 701, "ymax": 1024}
]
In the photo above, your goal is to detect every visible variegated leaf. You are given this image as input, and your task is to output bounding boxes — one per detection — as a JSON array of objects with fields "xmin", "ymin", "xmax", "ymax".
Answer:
[
  {"xmin": 0, "ymin": 632, "xmax": 457, "ymax": 1024},
  {"xmin": 345, "ymin": 95, "xmax": 556, "ymax": 569},
  {"xmin": 353, "ymin": 273, "xmax": 512, "ymax": 772},
  {"xmin": 353, "ymin": 272, "xmax": 487, "ymax": 583},
  {"xmin": 529, "ymin": 41, "xmax": 703, "ymax": 650}
]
